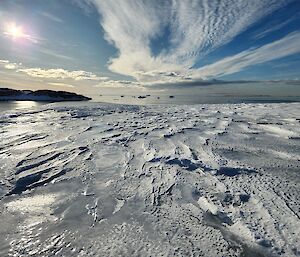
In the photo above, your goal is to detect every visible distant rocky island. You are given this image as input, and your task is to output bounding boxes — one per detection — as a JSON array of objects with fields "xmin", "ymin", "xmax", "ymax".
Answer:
[{"xmin": 0, "ymin": 88, "xmax": 91, "ymax": 102}]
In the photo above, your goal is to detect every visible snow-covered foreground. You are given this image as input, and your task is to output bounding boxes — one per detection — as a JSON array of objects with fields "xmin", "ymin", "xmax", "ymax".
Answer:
[{"xmin": 0, "ymin": 103, "xmax": 299, "ymax": 257}]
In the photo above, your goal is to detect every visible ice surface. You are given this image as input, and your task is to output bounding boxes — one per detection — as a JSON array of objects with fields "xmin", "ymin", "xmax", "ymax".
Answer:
[{"xmin": 0, "ymin": 102, "xmax": 299, "ymax": 257}]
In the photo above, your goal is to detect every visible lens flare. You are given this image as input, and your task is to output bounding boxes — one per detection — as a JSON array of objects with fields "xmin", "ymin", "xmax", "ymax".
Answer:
[{"xmin": 4, "ymin": 23, "xmax": 25, "ymax": 40}]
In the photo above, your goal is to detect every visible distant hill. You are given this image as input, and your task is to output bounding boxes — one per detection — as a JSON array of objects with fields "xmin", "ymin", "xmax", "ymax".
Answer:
[{"xmin": 0, "ymin": 88, "xmax": 92, "ymax": 102}]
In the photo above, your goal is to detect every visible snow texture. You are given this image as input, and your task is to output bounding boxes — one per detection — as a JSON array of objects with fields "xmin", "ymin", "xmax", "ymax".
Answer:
[{"xmin": 0, "ymin": 102, "xmax": 299, "ymax": 257}]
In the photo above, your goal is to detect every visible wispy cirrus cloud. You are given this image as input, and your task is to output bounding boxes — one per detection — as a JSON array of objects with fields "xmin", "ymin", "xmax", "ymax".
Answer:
[
  {"xmin": 37, "ymin": 48, "xmax": 75, "ymax": 61},
  {"xmin": 252, "ymin": 14, "xmax": 300, "ymax": 40},
  {"xmin": 39, "ymin": 12, "xmax": 64, "ymax": 24},
  {"xmin": 193, "ymin": 32, "xmax": 300, "ymax": 79},
  {"xmin": 71, "ymin": 0, "xmax": 95, "ymax": 15},
  {"xmin": 89, "ymin": 0, "xmax": 295, "ymax": 84}
]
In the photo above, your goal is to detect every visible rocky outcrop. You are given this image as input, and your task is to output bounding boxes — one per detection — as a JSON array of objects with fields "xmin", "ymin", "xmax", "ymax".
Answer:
[{"xmin": 0, "ymin": 88, "xmax": 91, "ymax": 101}]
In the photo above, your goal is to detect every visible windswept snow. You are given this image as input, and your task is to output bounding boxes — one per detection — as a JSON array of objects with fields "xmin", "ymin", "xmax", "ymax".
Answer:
[{"xmin": 0, "ymin": 102, "xmax": 299, "ymax": 257}]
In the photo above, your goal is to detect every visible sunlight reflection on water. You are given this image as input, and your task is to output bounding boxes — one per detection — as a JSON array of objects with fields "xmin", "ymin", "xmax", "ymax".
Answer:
[{"xmin": 0, "ymin": 101, "xmax": 46, "ymax": 112}]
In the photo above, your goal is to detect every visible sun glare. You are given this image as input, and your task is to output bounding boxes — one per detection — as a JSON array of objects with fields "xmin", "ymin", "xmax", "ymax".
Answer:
[{"xmin": 5, "ymin": 23, "xmax": 24, "ymax": 39}]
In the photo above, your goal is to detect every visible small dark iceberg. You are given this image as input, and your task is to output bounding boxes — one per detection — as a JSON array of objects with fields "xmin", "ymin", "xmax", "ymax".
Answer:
[{"xmin": 0, "ymin": 88, "xmax": 91, "ymax": 102}]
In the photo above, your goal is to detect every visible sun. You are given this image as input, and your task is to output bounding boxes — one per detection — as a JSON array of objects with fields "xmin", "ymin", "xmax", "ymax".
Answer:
[{"xmin": 5, "ymin": 23, "xmax": 24, "ymax": 39}]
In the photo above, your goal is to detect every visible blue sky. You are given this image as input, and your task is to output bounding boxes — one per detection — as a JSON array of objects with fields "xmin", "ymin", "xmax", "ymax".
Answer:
[{"xmin": 0, "ymin": 0, "xmax": 300, "ymax": 93}]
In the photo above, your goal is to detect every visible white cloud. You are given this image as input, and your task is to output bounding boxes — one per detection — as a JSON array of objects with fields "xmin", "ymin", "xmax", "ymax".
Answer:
[
  {"xmin": 90, "ymin": 0, "xmax": 293, "ymax": 83},
  {"xmin": 93, "ymin": 29, "xmax": 300, "ymax": 86},
  {"xmin": 1, "ymin": 59, "xmax": 109, "ymax": 83},
  {"xmin": 4, "ymin": 63, "xmax": 18, "ymax": 70},
  {"xmin": 0, "ymin": 60, "xmax": 21, "ymax": 70},
  {"xmin": 37, "ymin": 48, "xmax": 75, "ymax": 61},
  {"xmin": 40, "ymin": 12, "xmax": 64, "ymax": 23},
  {"xmin": 193, "ymin": 32, "xmax": 300, "ymax": 78},
  {"xmin": 18, "ymin": 68, "xmax": 109, "ymax": 81},
  {"xmin": 94, "ymin": 80, "xmax": 142, "ymax": 88},
  {"xmin": 252, "ymin": 16, "xmax": 298, "ymax": 40},
  {"xmin": 48, "ymin": 82, "xmax": 74, "ymax": 88}
]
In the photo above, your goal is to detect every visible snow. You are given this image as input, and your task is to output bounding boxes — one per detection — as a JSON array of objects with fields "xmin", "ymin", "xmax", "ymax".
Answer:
[{"xmin": 0, "ymin": 102, "xmax": 299, "ymax": 257}]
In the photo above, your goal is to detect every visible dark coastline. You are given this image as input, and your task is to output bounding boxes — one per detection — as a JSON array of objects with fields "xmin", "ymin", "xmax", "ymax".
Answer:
[{"xmin": 0, "ymin": 88, "xmax": 92, "ymax": 102}]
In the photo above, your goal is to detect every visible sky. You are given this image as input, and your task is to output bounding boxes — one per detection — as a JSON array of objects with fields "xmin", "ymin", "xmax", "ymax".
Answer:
[{"xmin": 0, "ymin": 0, "xmax": 300, "ymax": 95}]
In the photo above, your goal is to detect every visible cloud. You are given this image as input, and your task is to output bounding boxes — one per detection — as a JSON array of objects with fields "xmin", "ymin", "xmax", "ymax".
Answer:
[
  {"xmin": 18, "ymin": 68, "xmax": 109, "ymax": 81},
  {"xmin": 70, "ymin": 0, "xmax": 95, "ymax": 15},
  {"xmin": 252, "ymin": 14, "xmax": 300, "ymax": 40},
  {"xmin": 193, "ymin": 32, "xmax": 300, "ymax": 78},
  {"xmin": 0, "ymin": 60, "xmax": 21, "ymax": 70},
  {"xmin": 37, "ymin": 48, "xmax": 75, "ymax": 61},
  {"xmin": 4, "ymin": 63, "xmax": 19, "ymax": 70},
  {"xmin": 89, "ymin": 0, "xmax": 293, "ymax": 83},
  {"xmin": 92, "ymin": 31, "xmax": 300, "ymax": 87},
  {"xmin": 39, "ymin": 12, "xmax": 64, "ymax": 23},
  {"xmin": 48, "ymin": 82, "xmax": 74, "ymax": 88},
  {"xmin": 94, "ymin": 80, "xmax": 142, "ymax": 88},
  {"xmin": 1, "ymin": 59, "xmax": 109, "ymax": 83},
  {"xmin": 93, "ymin": 32, "xmax": 300, "ymax": 86}
]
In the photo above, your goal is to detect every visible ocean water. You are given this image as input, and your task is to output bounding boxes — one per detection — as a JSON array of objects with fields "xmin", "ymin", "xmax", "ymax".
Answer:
[
  {"xmin": 1, "ymin": 82, "xmax": 299, "ymax": 111},
  {"xmin": 0, "ymin": 101, "xmax": 46, "ymax": 112},
  {"xmin": 91, "ymin": 81, "xmax": 300, "ymax": 105}
]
